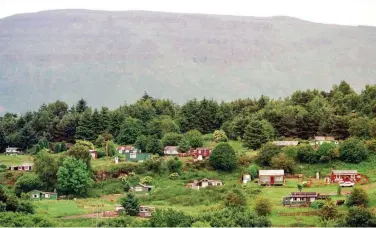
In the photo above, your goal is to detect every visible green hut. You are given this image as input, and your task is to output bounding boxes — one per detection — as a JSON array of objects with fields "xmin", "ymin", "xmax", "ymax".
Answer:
[{"xmin": 28, "ymin": 190, "xmax": 58, "ymax": 200}]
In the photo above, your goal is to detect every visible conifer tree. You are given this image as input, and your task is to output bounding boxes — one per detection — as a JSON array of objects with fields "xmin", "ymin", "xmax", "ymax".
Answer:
[{"xmin": 75, "ymin": 110, "xmax": 95, "ymax": 141}]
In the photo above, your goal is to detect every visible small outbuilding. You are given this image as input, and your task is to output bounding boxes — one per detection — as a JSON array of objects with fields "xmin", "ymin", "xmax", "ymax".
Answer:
[
  {"xmin": 125, "ymin": 152, "xmax": 151, "ymax": 162},
  {"xmin": 331, "ymin": 170, "xmax": 361, "ymax": 183},
  {"xmin": 138, "ymin": 206, "xmax": 156, "ymax": 217},
  {"xmin": 5, "ymin": 147, "xmax": 23, "ymax": 155},
  {"xmin": 259, "ymin": 170, "xmax": 285, "ymax": 186},
  {"xmin": 28, "ymin": 190, "xmax": 57, "ymax": 200},
  {"xmin": 89, "ymin": 150, "xmax": 98, "ymax": 160},
  {"xmin": 282, "ymin": 192, "xmax": 330, "ymax": 206},
  {"xmin": 164, "ymin": 146, "xmax": 179, "ymax": 156},
  {"xmin": 186, "ymin": 178, "xmax": 223, "ymax": 190},
  {"xmin": 131, "ymin": 183, "xmax": 153, "ymax": 193},
  {"xmin": 9, "ymin": 163, "xmax": 33, "ymax": 171},
  {"xmin": 272, "ymin": 141, "xmax": 300, "ymax": 147},
  {"xmin": 242, "ymin": 174, "xmax": 252, "ymax": 184}
]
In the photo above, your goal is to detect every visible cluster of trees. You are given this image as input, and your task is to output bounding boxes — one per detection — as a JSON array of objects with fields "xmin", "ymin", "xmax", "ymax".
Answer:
[
  {"xmin": 2, "ymin": 81, "xmax": 376, "ymax": 153},
  {"xmin": 0, "ymin": 185, "xmax": 34, "ymax": 214}
]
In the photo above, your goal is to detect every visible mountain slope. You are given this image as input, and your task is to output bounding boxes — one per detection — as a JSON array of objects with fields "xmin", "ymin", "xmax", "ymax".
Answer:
[{"xmin": 1, "ymin": 10, "xmax": 376, "ymax": 113}]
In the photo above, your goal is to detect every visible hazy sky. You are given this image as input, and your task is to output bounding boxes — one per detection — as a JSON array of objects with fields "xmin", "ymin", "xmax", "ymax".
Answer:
[{"xmin": 2, "ymin": 0, "xmax": 376, "ymax": 26}]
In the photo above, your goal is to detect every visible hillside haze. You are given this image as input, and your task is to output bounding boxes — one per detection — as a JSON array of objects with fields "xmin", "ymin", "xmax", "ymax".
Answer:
[{"xmin": 1, "ymin": 9, "xmax": 376, "ymax": 113}]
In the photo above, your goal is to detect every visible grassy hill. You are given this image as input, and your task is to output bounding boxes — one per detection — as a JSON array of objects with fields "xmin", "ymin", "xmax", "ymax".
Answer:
[{"xmin": 1, "ymin": 10, "xmax": 376, "ymax": 113}]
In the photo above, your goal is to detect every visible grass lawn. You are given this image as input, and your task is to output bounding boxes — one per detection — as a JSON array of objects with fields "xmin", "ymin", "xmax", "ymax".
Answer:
[{"xmin": 0, "ymin": 154, "xmax": 33, "ymax": 166}]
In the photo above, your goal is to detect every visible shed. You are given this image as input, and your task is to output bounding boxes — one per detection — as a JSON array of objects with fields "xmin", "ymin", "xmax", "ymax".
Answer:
[
  {"xmin": 89, "ymin": 150, "xmax": 98, "ymax": 160},
  {"xmin": 125, "ymin": 152, "xmax": 151, "ymax": 162},
  {"xmin": 331, "ymin": 170, "xmax": 360, "ymax": 183},
  {"xmin": 132, "ymin": 183, "xmax": 153, "ymax": 193},
  {"xmin": 164, "ymin": 146, "xmax": 179, "ymax": 156},
  {"xmin": 28, "ymin": 190, "xmax": 57, "ymax": 200},
  {"xmin": 259, "ymin": 170, "xmax": 285, "ymax": 186},
  {"xmin": 272, "ymin": 141, "xmax": 300, "ymax": 147},
  {"xmin": 138, "ymin": 206, "xmax": 156, "ymax": 217},
  {"xmin": 186, "ymin": 178, "xmax": 223, "ymax": 190}
]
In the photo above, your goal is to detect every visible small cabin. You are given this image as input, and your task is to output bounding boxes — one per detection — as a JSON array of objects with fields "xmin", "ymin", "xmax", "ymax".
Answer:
[
  {"xmin": 138, "ymin": 206, "xmax": 156, "ymax": 217},
  {"xmin": 282, "ymin": 192, "xmax": 329, "ymax": 206},
  {"xmin": 331, "ymin": 170, "xmax": 361, "ymax": 183},
  {"xmin": 186, "ymin": 178, "xmax": 223, "ymax": 190},
  {"xmin": 5, "ymin": 147, "xmax": 23, "ymax": 155},
  {"xmin": 310, "ymin": 136, "xmax": 339, "ymax": 148},
  {"xmin": 125, "ymin": 152, "xmax": 151, "ymax": 162},
  {"xmin": 28, "ymin": 190, "xmax": 57, "ymax": 200},
  {"xmin": 259, "ymin": 170, "xmax": 285, "ymax": 186},
  {"xmin": 117, "ymin": 146, "xmax": 139, "ymax": 154},
  {"xmin": 131, "ymin": 183, "xmax": 153, "ymax": 193},
  {"xmin": 9, "ymin": 163, "xmax": 33, "ymax": 171},
  {"xmin": 89, "ymin": 150, "xmax": 98, "ymax": 160},
  {"xmin": 242, "ymin": 174, "xmax": 252, "ymax": 184},
  {"xmin": 272, "ymin": 141, "xmax": 300, "ymax": 147},
  {"xmin": 164, "ymin": 146, "xmax": 179, "ymax": 156},
  {"xmin": 189, "ymin": 148, "xmax": 212, "ymax": 161}
]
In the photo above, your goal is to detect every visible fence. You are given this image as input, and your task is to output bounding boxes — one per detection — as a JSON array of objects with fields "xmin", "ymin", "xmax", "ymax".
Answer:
[{"xmin": 278, "ymin": 211, "xmax": 318, "ymax": 216}]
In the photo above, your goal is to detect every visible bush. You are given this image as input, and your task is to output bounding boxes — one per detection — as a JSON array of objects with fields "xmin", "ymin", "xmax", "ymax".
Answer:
[
  {"xmin": 340, "ymin": 138, "xmax": 368, "ymax": 163},
  {"xmin": 169, "ymin": 173, "xmax": 180, "ymax": 180},
  {"xmin": 119, "ymin": 194, "xmax": 140, "ymax": 216},
  {"xmin": 247, "ymin": 164, "xmax": 259, "ymax": 179},
  {"xmin": 297, "ymin": 144, "xmax": 319, "ymax": 164},
  {"xmin": 367, "ymin": 139, "xmax": 376, "ymax": 153},
  {"xmin": 150, "ymin": 209, "xmax": 193, "ymax": 227},
  {"xmin": 257, "ymin": 143, "xmax": 281, "ymax": 166},
  {"xmin": 161, "ymin": 133, "xmax": 183, "ymax": 147},
  {"xmin": 14, "ymin": 173, "xmax": 42, "ymax": 197},
  {"xmin": 202, "ymin": 134, "xmax": 214, "ymax": 142},
  {"xmin": 318, "ymin": 199, "xmax": 338, "ymax": 220},
  {"xmin": 344, "ymin": 207, "xmax": 376, "ymax": 227},
  {"xmin": 209, "ymin": 143, "xmax": 237, "ymax": 172},
  {"xmin": 254, "ymin": 197, "xmax": 272, "ymax": 216},
  {"xmin": 167, "ymin": 157, "xmax": 183, "ymax": 173},
  {"xmin": 213, "ymin": 130, "xmax": 228, "ymax": 142},
  {"xmin": 270, "ymin": 153, "xmax": 295, "ymax": 173},
  {"xmin": 178, "ymin": 138, "xmax": 191, "ymax": 152},
  {"xmin": 192, "ymin": 221, "xmax": 212, "ymax": 227},
  {"xmin": 184, "ymin": 130, "xmax": 204, "ymax": 148},
  {"xmin": 224, "ymin": 189, "xmax": 247, "ymax": 207},
  {"xmin": 317, "ymin": 143, "xmax": 337, "ymax": 162},
  {"xmin": 140, "ymin": 176, "xmax": 153, "ymax": 185},
  {"xmin": 311, "ymin": 200, "xmax": 325, "ymax": 209},
  {"xmin": 346, "ymin": 188, "xmax": 369, "ymax": 207},
  {"xmin": 282, "ymin": 146, "xmax": 299, "ymax": 159}
]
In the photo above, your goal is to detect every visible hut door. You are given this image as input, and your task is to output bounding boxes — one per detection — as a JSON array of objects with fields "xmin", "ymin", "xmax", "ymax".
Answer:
[{"xmin": 270, "ymin": 176, "xmax": 275, "ymax": 185}]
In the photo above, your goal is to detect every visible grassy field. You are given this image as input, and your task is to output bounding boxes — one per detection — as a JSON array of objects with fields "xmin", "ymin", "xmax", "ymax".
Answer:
[{"xmin": 0, "ymin": 154, "xmax": 33, "ymax": 166}]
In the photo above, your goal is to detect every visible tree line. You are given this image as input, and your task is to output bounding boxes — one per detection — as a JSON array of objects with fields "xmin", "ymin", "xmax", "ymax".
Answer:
[{"xmin": 1, "ymin": 81, "xmax": 376, "ymax": 152}]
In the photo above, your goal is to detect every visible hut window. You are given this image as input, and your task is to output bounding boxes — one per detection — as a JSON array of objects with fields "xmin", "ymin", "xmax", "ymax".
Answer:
[{"xmin": 45, "ymin": 194, "xmax": 50, "ymax": 198}]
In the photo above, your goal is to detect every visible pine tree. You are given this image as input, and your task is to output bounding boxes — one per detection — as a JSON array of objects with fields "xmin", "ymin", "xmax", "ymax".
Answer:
[
  {"xmin": 91, "ymin": 109, "xmax": 103, "ymax": 136},
  {"xmin": 100, "ymin": 107, "xmax": 111, "ymax": 133},
  {"xmin": 75, "ymin": 110, "xmax": 95, "ymax": 141},
  {"xmin": 146, "ymin": 135, "xmax": 162, "ymax": 155},
  {"xmin": 76, "ymin": 98, "xmax": 88, "ymax": 114},
  {"xmin": 243, "ymin": 120, "xmax": 267, "ymax": 150}
]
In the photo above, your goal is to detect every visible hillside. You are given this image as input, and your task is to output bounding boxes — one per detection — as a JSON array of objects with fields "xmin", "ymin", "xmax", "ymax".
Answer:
[{"xmin": 1, "ymin": 9, "xmax": 376, "ymax": 113}]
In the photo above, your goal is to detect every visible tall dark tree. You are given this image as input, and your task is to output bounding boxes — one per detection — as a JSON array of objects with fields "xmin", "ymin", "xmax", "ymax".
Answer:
[
  {"xmin": 76, "ymin": 98, "xmax": 88, "ymax": 114},
  {"xmin": 91, "ymin": 109, "xmax": 103, "ymax": 136},
  {"xmin": 116, "ymin": 117, "xmax": 144, "ymax": 145},
  {"xmin": 19, "ymin": 123, "xmax": 37, "ymax": 150},
  {"xmin": 178, "ymin": 99, "xmax": 201, "ymax": 133},
  {"xmin": 243, "ymin": 120, "xmax": 268, "ymax": 150},
  {"xmin": 75, "ymin": 110, "xmax": 95, "ymax": 141}
]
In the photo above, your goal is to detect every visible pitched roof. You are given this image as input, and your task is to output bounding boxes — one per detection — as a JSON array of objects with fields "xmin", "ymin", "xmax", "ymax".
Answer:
[
  {"xmin": 315, "ymin": 136, "xmax": 336, "ymax": 141},
  {"xmin": 332, "ymin": 170, "xmax": 358, "ymax": 175},
  {"xmin": 117, "ymin": 145, "xmax": 135, "ymax": 150},
  {"xmin": 164, "ymin": 146, "xmax": 178, "ymax": 150},
  {"xmin": 21, "ymin": 163, "xmax": 33, "ymax": 166},
  {"xmin": 291, "ymin": 192, "xmax": 318, "ymax": 197},
  {"xmin": 259, "ymin": 170, "xmax": 284, "ymax": 176},
  {"xmin": 272, "ymin": 141, "xmax": 299, "ymax": 146}
]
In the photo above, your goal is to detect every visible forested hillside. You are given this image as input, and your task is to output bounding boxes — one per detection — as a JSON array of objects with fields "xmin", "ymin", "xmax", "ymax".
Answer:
[
  {"xmin": 1, "ymin": 81, "xmax": 376, "ymax": 153},
  {"xmin": 1, "ymin": 9, "xmax": 376, "ymax": 113}
]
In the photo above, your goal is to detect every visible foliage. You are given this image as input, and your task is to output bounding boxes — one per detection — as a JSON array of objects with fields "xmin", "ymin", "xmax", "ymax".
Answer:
[
  {"xmin": 344, "ymin": 207, "xmax": 376, "ymax": 227},
  {"xmin": 119, "ymin": 193, "xmax": 140, "ymax": 216},
  {"xmin": 209, "ymin": 143, "xmax": 237, "ymax": 172},
  {"xmin": 34, "ymin": 149, "xmax": 58, "ymax": 190},
  {"xmin": 270, "ymin": 153, "xmax": 295, "ymax": 173},
  {"xmin": 97, "ymin": 216, "xmax": 137, "ymax": 227},
  {"xmin": 57, "ymin": 156, "xmax": 93, "ymax": 195},
  {"xmin": 184, "ymin": 130, "xmax": 204, "ymax": 148},
  {"xmin": 167, "ymin": 157, "xmax": 183, "ymax": 173},
  {"xmin": 367, "ymin": 139, "xmax": 376, "ymax": 153},
  {"xmin": 135, "ymin": 135, "xmax": 148, "ymax": 152},
  {"xmin": 116, "ymin": 117, "xmax": 144, "ymax": 145},
  {"xmin": 297, "ymin": 144, "xmax": 319, "ymax": 164},
  {"xmin": 282, "ymin": 146, "xmax": 299, "ymax": 159},
  {"xmin": 340, "ymin": 137, "xmax": 368, "ymax": 163},
  {"xmin": 317, "ymin": 142, "xmax": 337, "ymax": 162},
  {"xmin": 256, "ymin": 143, "xmax": 281, "ymax": 166},
  {"xmin": 310, "ymin": 200, "xmax": 324, "ymax": 209},
  {"xmin": 149, "ymin": 208, "xmax": 193, "ymax": 227},
  {"xmin": 95, "ymin": 134, "xmax": 105, "ymax": 148},
  {"xmin": 169, "ymin": 172, "xmax": 180, "ymax": 180},
  {"xmin": 297, "ymin": 184, "xmax": 303, "ymax": 192},
  {"xmin": 346, "ymin": 188, "xmax": 369, "ymax": 207},
  {"xmin": 191, "ymin": 221, "xmax": 212, "ymax": 227},
  {"xmin": 0, "ymin": 212, "xmax": 54, "ymax": 227},
  {"xmin": 14, "ymin": 173, "xmax": 42, "ymax": 197},
  {"xmin": 140, "ymin": 176, "xmax": 154, "ymax": 185},
  {"xmin": 67, "ymin": 144, "xmax": 92, "ymax": 168},
  {"xmin": 243, "ymin": 120, "xmax": 269, "ymax": 150},
  {"xmin": 224, "ymin": 189, "xmax": 247, "ymax": 207},
  {"xmin": 213, "ymin": 130, "xmax": 228, "ymax": 142},
  {"xmin": 247, "ymin": 164, "xmax": 260, "ymax": 179},
  {"xmin": 349, "ymin": 117, "xmax": 371, "ymax": 139},
  {"xmin": 146, "ymin": 135, "xmax": 162, "ymax": 155},
  {"xmin": 254, "ymin": 197, "xmax": 272, "ymax": 216},
  {"xmin": 75, "ymin": 140, "xmax": 95, "ymax": 150},
  {"xmin": 318, "ymin": 199, "xmax": 338, "ymax": 220},
  {"xmin": 161, "ymin": 133, "xmax": 183, "ymax": 147},
  {"xmin": 178, "ymin": 137, "xmax": 191, "ymax": 152}
]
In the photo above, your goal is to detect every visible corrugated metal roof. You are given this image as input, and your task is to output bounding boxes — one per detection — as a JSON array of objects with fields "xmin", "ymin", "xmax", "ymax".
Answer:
[
  {"xmin": 272, "ymin": 141, "xmax": 299, "ymax": 146},
  {"xmin": 332, "ymin": 170, "xmax": 358, "ymax": 175},
  {"xmin": 259, "ymin": 170, "xmax": 284, "ymax": 176}
]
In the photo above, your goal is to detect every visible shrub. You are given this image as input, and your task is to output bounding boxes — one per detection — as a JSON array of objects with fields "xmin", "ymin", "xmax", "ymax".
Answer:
[
  {"xmin": 311, "ymin": 200, "xmax": 325, "ymax": 209},
  {"xmin": 192, "ymin": 221, "xmax": 212, "ymax": 227},
  {"xmin": 318, "ymin": 199, "xmax": 338, "ymax": 220},
  {"xmin": 257, "ymin": 143, "xmax": 281, "ymax": 166},
  {"xmin": 213, "ymin": 130, "xmax": 228, "ymax": 142},
  {"xmin": 54, "ymin": 143, "xmax": 61, "ymax": 153},
  {"xmin": 119, "ymin": 194, "xmax": 140, "ymax": 216},
  {"xmin": 178, "ymin": 138, "xmax": 191, "ymax": 152},
  {"xmin": 317, "ymin": 143, "xmax": 337, "ymax": 162},
  {"xmin": 169, "ymin": 173, "xmax": 180, "ymax": 180},
  {"xmin": 346, "ymin": 188, "xmax": 369, "ymax": 207},
  {"xmin": 184, "ymin": 130, "xmax": 204, "ymax": 148},
  {"xmin": 297, "ymin": 144, "xmax": 319, "ymax": 164},
  {"xmin": 366, "ymin": 139, "xmax": 376, "ymax": 153},
  {"xmin": 150, "ymin": 209, "xmax": 193, "ymax": 227},
  {"xmin": 254, "ymin": 196, "xmax": 272, "ymax": 216},
  {"xmin": 167, "ymin": 157, "xmax": 183, "ymax": 173},
  {"xmin": 209, "ymin": 143, "xmax": 237, "ymax": 172},
  {"xmin": 270, "ymin": 153, "xmax": 295, "ymax": 173},
  {"xmin": 247, "ymin": 164, "xmax": 259, "ymax": 179},
  {"xmin": 344, "ymin": 207, "xmax": 376, "ymax": 227},
  {"xmin": 224, "ymin": 189, "xmax": 247, "ymax": 207},
  {"xmin": 282, "ymin": 146, "xmax": 299, "ymax": 159},
  {"xmin": 340, "ymin": 138, "xmax": 368, "ymax": 163},
  {"xmin": 140, "ymin": 176, "xmax": 153, "ymax": 185},
  {"xmin": 14, "ymin": 173, "xmax": 42, "ymax": 197},
  {"xmin": 161, "ymin": 133, "xmax": 183, "ymax": 147},
  {"xmin": 202, "ymin": 134, "xmax": 214, "ymax": 142}
]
